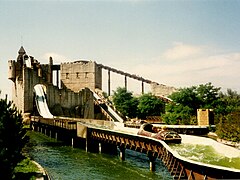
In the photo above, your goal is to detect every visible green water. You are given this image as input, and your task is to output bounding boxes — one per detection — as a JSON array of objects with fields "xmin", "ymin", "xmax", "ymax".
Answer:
[
  {"xmin": 27, "ymin": 131, "xmax": 172, "ymax": 180},
  {"xmin": 170, "ymin": 143, "xmax": 240, "ymax": 170}
]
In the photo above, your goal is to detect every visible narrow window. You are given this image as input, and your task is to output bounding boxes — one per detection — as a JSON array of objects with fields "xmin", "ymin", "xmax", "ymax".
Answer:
[
  {"xmin": 66, "ymin": 73, "xmax": 69, "ymax": 79},
  {"xmin": 76, "ymin": 72, "xmax": 79, "ymax": 78}
]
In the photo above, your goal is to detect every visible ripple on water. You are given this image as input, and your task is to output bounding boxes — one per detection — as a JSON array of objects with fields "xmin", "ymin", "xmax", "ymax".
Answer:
[
  {"xmin": 28, "ymin": 131, "xmax": 172, "ymax": 180},
  {"xmin": 170, "ymin": 143, "xmax": 240, "ymax": 170}
]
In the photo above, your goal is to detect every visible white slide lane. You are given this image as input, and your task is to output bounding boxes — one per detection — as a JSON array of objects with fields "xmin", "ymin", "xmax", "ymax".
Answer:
[
  {"xmin": 33, "ymin": 85, "xmax": 123, "ymax": 121},
  {"xmin": 34, "ymin": 84, "xmax": 54, "ymax": 119},
  {"xmin": 93, "ymin": 92, "xmax": 124, "ymax": 123}
]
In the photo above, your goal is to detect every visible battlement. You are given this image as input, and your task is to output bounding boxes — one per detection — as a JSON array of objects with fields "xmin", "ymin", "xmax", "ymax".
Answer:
[{"xmin": 61, "ymin": 60, "xmax": 102, "ymax": 92}]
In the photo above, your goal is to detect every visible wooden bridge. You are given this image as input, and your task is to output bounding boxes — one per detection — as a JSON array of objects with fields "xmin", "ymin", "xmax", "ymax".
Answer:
[{"xmin": 31, "ymin": 116, "xmax": 240, "ymax": 180}]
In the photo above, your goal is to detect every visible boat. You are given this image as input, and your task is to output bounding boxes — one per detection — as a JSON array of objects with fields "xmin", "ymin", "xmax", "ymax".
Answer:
[{"xmin": 137, "ymin": 123, "xmax": 182, "ymax": 144}]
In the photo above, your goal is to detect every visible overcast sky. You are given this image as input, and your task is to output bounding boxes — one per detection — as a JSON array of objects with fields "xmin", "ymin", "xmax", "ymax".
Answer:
[{"xmin": 1, "ymin": 0, "xmax": 240, "ymax": 98}]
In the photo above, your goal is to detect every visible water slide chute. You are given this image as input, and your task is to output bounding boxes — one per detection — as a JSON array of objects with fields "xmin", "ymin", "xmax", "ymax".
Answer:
[{"xmin": 34, "ymin": 84, "xmax": 54, "ymax": 119}]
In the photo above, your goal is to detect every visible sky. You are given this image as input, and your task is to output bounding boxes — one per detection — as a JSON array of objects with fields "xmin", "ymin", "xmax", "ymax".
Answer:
[{"xmin": 1, "ymin": 0, "xmax": 240, "ymax": 99}]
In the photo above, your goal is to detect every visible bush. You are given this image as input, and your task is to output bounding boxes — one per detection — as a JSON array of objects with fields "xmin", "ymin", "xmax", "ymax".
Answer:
[{"xmin": 0, "ymin": 95, "xmax": 27, "ymax": 179}]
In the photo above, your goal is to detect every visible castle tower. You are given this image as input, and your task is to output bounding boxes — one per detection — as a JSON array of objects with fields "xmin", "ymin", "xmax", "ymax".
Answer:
[
  {"xmin": 60, "ymin": 60, "xmax": 102, "ymax": 92},
  {"xmin": 8, "ymin": 47, "xmax": 49, "ymax": 114}
]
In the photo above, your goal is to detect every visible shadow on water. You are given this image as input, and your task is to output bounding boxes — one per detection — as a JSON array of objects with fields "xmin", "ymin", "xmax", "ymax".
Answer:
[{"xmin": 27, "ymin": 131, "xmax": 172, "ymax": 180}]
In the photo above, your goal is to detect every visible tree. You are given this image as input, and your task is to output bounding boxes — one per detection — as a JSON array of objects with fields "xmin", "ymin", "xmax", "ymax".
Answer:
[
  {"xmin": 137, "ymin": 93, "xmax": 165, "ymax": 119},
  {"xmin": 112, "ymin": 87, "xmax": 138, "ymax": 118},
  {"xmin": 163, "ymin": 103, "xmax": 193, "ymax": 125},
  {"xmin": 169, "ymin": 86, "xmax": 200, "ymax": 115},
  {"xmin": 216, "ymin": 112, "xmax": 240, "ymax": 142},
  {"xmin": 0, "ymin": 95, "xmax": 27, "ymax": 179},
  {"xmin": 196, "ymin": 82, "xmax": 221, "ymax": 109},
  {"xmin": 163, "ymin": 83, "xmax": 221, "ymax": 125},
  {"xmin": 216, "ymin": 89, "xmax": 240, "ymax": 115}
]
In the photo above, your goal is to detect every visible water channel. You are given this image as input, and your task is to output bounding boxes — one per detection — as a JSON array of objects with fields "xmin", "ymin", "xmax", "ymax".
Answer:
[
  {"xmin": 170, "ymin": 134, "xmax": 240, "ymax": 170},
  {"xmin": 27, "ymin": 131, "xmax": 172, "ymax": 180},
  {"xmin": 28, "ymin": 130, "xmax": 240, "ymax": 179}
]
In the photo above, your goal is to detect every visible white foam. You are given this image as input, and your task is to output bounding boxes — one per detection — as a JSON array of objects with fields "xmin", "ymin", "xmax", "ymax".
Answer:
[{"xmin": 181, "ymin": 134, "xmax": 240, "ymax": 158}]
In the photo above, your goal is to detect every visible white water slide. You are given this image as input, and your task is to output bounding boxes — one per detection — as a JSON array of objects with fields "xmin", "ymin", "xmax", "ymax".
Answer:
[
  {"xmin": 33, "ymin": 84, "xmax": 123, "ymax": 122},
  {"xmin": 34, "ymin": 84, "xmax": 54, "ymax": 119},
  {"xmin": 93, "ymin": 92, "xmax": 124, "ymax": 123}
]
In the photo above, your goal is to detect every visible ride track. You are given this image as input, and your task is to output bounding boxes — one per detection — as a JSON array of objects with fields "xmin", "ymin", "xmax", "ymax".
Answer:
[{"xmin": 31, "ymin": 83, "xmax": 240, "ymax": 179}]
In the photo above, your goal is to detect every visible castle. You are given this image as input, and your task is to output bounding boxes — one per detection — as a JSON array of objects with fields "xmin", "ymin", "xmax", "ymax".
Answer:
[{"xmin": 8, "ymin": 47, "xmax": 177, "ymax": 119}]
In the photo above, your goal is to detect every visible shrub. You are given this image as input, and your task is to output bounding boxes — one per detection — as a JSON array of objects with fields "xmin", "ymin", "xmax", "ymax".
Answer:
[{"xmin": 0, "ymin": 95, "xmax": 27, "ymax": 179}]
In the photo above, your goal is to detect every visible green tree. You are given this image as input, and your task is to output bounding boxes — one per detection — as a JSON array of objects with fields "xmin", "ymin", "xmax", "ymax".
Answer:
[
  {"xmin": 216, "ymin": 89, "xmax": 240, "ymax": 115},
  {"xmin": 0, "ymin": 95, "xmax": 27, "ymax": 179},
  {"xmin": 137, "ymin": 93, "xmax": 165, "ymax": 119},
  {"xmin": 163, "ymin": 83, "xmax": 221, "ymax": 125},
  {"xmin": 196, "ymin": 82, "xmax": 221, "ymax": 109},
  {"xmin": 112, "ymin": 87, "xmax": 138, "ymax": 118},
  {"xmin": 216, "ymin": 112, "xmax": 240, "ymax": 142},
  {"xmin": 169, "ymin": 86, "xmax": 200, "ymax": 115},
  {"xmin": 163, "ymin": 103, "xmax": 193, "ymax": 125}
]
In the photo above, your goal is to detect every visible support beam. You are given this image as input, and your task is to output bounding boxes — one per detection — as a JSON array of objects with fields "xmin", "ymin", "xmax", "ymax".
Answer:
[
  {"xmin": 108, "ymin": 70, "xmax": 111, "ymax": 96},
  {"xmin": 99, "ymin": 142, "xmax": 102, "ymax": 153},
  {"xmin": 119, "ymin": 146, "xmax": 126, "ymax": 161},
  {"xmin": 56, "ymin": 70, "xmax": 59, "ymax": 88},
  {"xmin": 148, "ymin": 153, "xmax": 156, "ymax": 171},
  {"xmin": 55, "ymin": 132, "xmax": 58, "ymax": 140},
  {"xmin": 72, "ymin": 138, "xmax": 74, "ymax": 148},
  {"xmin": 125, "ymin": 75, "xmax": 127, "ymax": 90},
  {"xmin": 142, "ymin": 80, "xmax": 144, "ymax": 94}
]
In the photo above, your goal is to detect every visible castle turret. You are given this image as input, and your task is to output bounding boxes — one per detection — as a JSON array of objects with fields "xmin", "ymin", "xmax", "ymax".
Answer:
[
  {"xmin": 8, "ymin": 60, "xmax": 16, "ymax": 81},
  {"xmin": 17, "ymin": 46, "xmax": 26, "ymax": 67}
]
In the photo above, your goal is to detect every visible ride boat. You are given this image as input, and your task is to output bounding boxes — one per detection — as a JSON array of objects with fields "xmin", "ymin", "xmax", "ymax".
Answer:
[{"xmin": 137, "ymin": 123, "xmax": 182, "ymax": 144}]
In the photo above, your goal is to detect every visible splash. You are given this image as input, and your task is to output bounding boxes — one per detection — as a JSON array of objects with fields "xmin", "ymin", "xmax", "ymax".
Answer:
[{"xmin": 170, "ymin": 135, "xmax": 240, "ymax": 170}]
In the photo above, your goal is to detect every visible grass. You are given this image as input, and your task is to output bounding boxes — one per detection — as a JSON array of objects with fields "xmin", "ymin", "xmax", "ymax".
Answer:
[
  {"xmin": 13, "ymin": 157, "xmax": 40, "ymax": 180},
  {"xmin": 13, "ymin": 128, "xmax": 44, "ymax": 180}
]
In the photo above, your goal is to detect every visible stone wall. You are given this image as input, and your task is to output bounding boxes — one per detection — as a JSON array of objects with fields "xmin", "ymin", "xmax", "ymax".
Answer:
[
  {"xmin": 197, "ymin": 109, "xmax": 214, "ymax": 126},
  {"xmin": 151, "ymin": 82, "xmax": 178, "ymax": 97},
  {"xmin": 8, "ymin": 47, "xmax": 94, "ymax": 119},
  {"xmin": 60, "ymin": 61, "xmax": 102, "ymax": 92}
]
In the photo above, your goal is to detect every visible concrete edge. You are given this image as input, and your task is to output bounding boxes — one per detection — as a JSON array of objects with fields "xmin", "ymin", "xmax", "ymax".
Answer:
[{"xmin": 32, "ymin": 160, "xmax": 51, "ymax": 180}]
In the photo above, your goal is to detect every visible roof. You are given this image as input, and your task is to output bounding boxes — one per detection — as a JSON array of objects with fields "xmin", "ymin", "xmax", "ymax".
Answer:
[{"xmin": 18, "ymin": 46, "xmax": 26, "ymax": 54}]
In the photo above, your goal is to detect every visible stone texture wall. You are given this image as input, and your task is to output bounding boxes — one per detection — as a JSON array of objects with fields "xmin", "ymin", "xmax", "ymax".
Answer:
[
  {"xmin": 197, "ymin": 109, "xmax": 214, "ymax": 126},
  {"xmin": 60, "ymin": 61, "xmax": 102, "ymax": 92},
  {"xmin": 151, "ymin": 82, "xmax": 178, "ymax": 97},
  {"xmin": 8, "ymin": 48, "xmax": 94, "ymax": 119}
]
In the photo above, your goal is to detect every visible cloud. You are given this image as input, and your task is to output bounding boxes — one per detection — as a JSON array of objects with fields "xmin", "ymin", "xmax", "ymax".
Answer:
[
  {"xmin": 129, "ymin": 50, "xmax": 240, "ymax": 91},
  {"xmin": 162, "ymin": 42, "xmax": 203, "ymax": 60}
]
